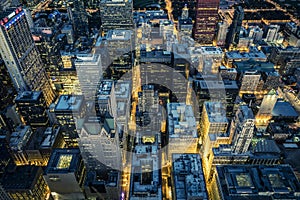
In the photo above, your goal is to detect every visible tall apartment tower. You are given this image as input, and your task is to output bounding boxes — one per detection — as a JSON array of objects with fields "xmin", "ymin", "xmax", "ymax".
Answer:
[
  {"xmin": 230, "ymin": 105, "xmax": 255, "ymax": 154},
  {"xmin": 99, "ymin": 0, "xmax": 133, "ymax": 35},
  {"xmin": 0, "ymin": 7, "xmax": 55, "ymax": 106},
  {"xmin": 193, "ymin": 0, "xmax": 220, "ymax": 44},
  {"xmin": 225, "ymin": 6, "xmax": 244, "ymax": 49}
]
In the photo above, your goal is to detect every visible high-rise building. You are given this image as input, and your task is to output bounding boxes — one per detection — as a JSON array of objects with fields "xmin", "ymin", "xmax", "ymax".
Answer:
[
  {"xmin": 167, "ymin": 103, "xmax": 198, "ymax": 160},
  {"xmin": 239, "ymin": 71, "xmax": 261, "ymax": 94},
  {"xmin": 1, "ymin": 165, "xmax": 50, "ymax": 200},
  {"xmin": 0, "ymin": 7, "xmax": 55, "ymax": 106},
  {"xmin": 53, "ymin": 95, "xmax": 86, "ymax": 147},
  {"xmin": 78, "ymin": 115, "xmax": 121, "ymax": 171},
  {"xmin": 75, "ymin": 54, "xmax": 102, "ymax": 101},
  {"xmin": 193, "ymin": 0, "xmax": 219, "ymax": 44},
  {"xmin": 44, "ymin": 148, "xmax": 86, "ymax": 200},
  {"xmin": 200, "ymin": 102, "xmax": 229, "ymax": 181},
  {"xmin": 129, "ymin": 132, "xmax": 162, "ymax": 200},
  {"xmin": 72, "ymin": 0, "xmax": 89, "ymax": 38},
  {"xmin": 15, "ymin": 91, "xmax": 49, "ymax": 129},
  {"xmin": 100, "ymin": 0, "xmax": 133, "ymax": 34},
  {"xmin": 256, "ymin": 90, "xmax": 278, "ymax": 126},
  {"xmin": 216, "ymin": 21, "xmax": 228, "ymax": 47},
  {"xmin": 178, "ymin": 4, "xmax": 193, "ymax": 37},
  {"xmin": 172, "ymin": 154, "xmax": 208, "ymax": 200},
  {"xmin": 265, "ymin": 24, "xmax": 280, "ymax": 43},
  {"xmin": 230, "ymin": 105, "xmax": 255, "ymax": 154},
  {"xmin": 225, "ymin": 6, "xmax": 244, "ymax": 49},
  {"xmin": 249, "ymin": 26, "xmax": 264, "ymax": 43},
  {"xmin": 9, "ymin": 125, "xmax": 33, "ymax": 165},
  {"xmin": 96, "ymin": 80, "xmax": 117, "ymax": 119}
]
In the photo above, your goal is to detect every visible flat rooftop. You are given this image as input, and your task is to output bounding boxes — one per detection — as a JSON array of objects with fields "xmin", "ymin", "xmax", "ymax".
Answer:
[
  {"xmin": 204, "ymin": 102, "xmax": 228, "ymax": 123},
  {"xmin": 272, "ymin": 101, "xmax": 298, "ymax": 118},
  {"xmin": 106, "ymin": 30, "xmax": 132, "ymax": 41},
  {"xmin": 130, "ymin": 133, "xmax": 162, "ymax": 199},
  {"xmin": 196, "ymin": 80, "xmax": 238, "ymax": 90},
  {"xmin": 55, "ymin": 95, "xmax": 84, "ymax": 112},
  {"xmin": 172, "ymin": 154, "xmax": 208, "ymax": 200},
  {"xmin": 167, "ymin": 103, "xmax": 197, "ymax": 138},
  {"xmin": 45, "ymin": 148, "xmax": 82, "ymax": 174},
  {"xmin": 97, "ymin": 80, "xmax": 114, "ymax": 96},
  {"xmin": 114, "ymin": 81, "xmax": 131, "ymax": 99},
  {"xmin": 15, "ymin": 91, "xmax": 42, "ymax": 102},
  {"xmin": 216, "ymin": 165, "xmax": 300, "ymax": 199}
]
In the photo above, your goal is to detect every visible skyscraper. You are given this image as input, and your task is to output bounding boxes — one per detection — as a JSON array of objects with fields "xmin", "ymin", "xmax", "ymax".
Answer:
[
  {"xmin": 99, "ymin": 0, "xmax": 133, "ymax": 35},
  {"xmin": 193, "ymin": 0, "xmax": 219, "ymax": 44},
  {"xmin": 225, "ymin": 6, "xmax": 244, "ymax": 49},
  {"xmin": 0, "ymin": 7, "xmax": 55, "ymax": 106},
  {"xmin": 230, "ymin": 105, "xmax": 255, "ymax": 154}
]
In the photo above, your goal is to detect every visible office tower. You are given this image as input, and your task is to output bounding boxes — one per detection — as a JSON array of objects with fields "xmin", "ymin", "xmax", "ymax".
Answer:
[
  {"xmin": 53, "ymin": 95, "xmax": 86, "ymax": 147},
  {"xmin": 129, "ymin": 132, "xmax": 162, "ymax": 200},
  {"xmin": 269, "ymin": 46, "xmax": 300, "ymax": 74},
  {"xmin": 214, "ymin": 165, "xmax": 300, "ymax": 200},
  {"xmin": 218, "ymin": 66, "xmax": 237, "ymax": 80},
  {"xmin": 249, "ymin": 26, "xmax": 264, "ymax": 43},
  {"xmin": 105, "ymin": 30, "xmax": 134, "ymax": 77},
  {"xmin": 200, "ymin": 102, "xmax": 229, "ymax": 181},
  {"xmin": 193, "ymin": 0, "xmax": 219, "ymax": 44},
  {"xmin": 74, "ymin": 54, "xmax": 102, "ymax": 101},
  {"xmin": 1, "ymin": 165, "xmax": 50, "ymax": 200},
  {"xmin": 96, "ymin": 80, "xmax": 117, "ymax": 119},
  {"xmin": 167, "ymin": 103, "xmax": 198, "ymax": 160},
  {"xmin": 197, "ymin": 46, "xmax": 223, "ymax": 74},
  {"xmin": 84, "ymin": 170, "xmax": 121, "ymax": 200},
  {"xmin": 225, "ymin": 6, "xmax": 244, "ymax": 49},
  {"xmin": 0, "ymin": 7, "xmax": 55, "ymax": 106},
  {"xmin": 239, "ymin": 71, "xmax": 261, "ymax": 94},
  {"xmin": 172, "ymin": 154, "xmax": 208, "ymax": 200},
  {"xmin": 193, "ymin": 79, "xmax": 239, "ymax": 118},
  {"xmin": 100, "ymin": 0, "xmax": 133, "ymax": 34},
  {"xmin": 9, "ymin": 125, "xmax": 33, "ymax": 165},
  {"xmin": 15, "ymin": 91, "xmax": 49, "ymax": 129},
  {"xmin": 44, "ymin": 148, "xmax": 86, "ymax": 200},
  {"xmin": 78, "ymin": 115, "xmax": 121, "ymax": 170},
  {"xmin": 266, "ymin": 25, "xmax": 280, "ymax": 43},
  {"xmin": 72, "ymin": 0, "xmax": 89, "ymax": 38},
  {"xmin": 230, "ymin": 105, "xmax": 255, "ymax": 154},
  {"xmin": 216, "ymin": 21, "xmax": 229, "ymax": 47},
  {"xmin": 178, "ymin": 4, "xmax": 193, "ymax": 37},
  {"xmin": 256, "ymin": 90, "xmax": 278, "ymax": 126}
]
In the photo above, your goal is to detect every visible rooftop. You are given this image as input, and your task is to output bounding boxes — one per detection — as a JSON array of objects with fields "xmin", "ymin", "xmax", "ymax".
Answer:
[
  {"xmin": 196, "ymin": 80, "xmax": 238, "ymax": 90},
  {"xmin": 167, "ymin": 103, "xmax": 197, "ymax": 138},
  {"xmin": 40, "ymin": 127, "xmax": 61, "ymax": 149},
  {"xmin": 172, "ymin": 154, "xmax": 208, "ymax": 200},
  {"xmin": 226, "ymin": 47, "xmax": 267, "ymax": 61},
  {"xmin": 204, "ymin": 102, "xmax": 228, "ymax": 123},
  {"xmin": 9, "ymin": 126, "xmax": 32, "ymax": 151},
  {"xmin": 253, "ymin": 139, "xmax": 281, "ymax": 154},
  {"xmin": 114, "ymin": 81, "xmax": 131, "ymax": 99},
  {"xmin": 216, "ymin": 165, "xmax": 300, "ymax": 199},
  {"xmin": 15, "ymin": 91, "xmax": 42, "ymax": 102},
  {"xmin": 106, "ymin": 30, "xmax": 132, "ymax": 41},
  {"xmin": 130, "ymin": 133, "xmax": 161, "ymax": 199},
  {"xmin": 55, "ymin": 95, "xmax": 84, "ymax": 112},
  {"xmin": 272, "ymin": 101, "xmax": 298, "ymax": 118},
  {"xmin": 97, "ymin": 80, "xmax": 114, "ymax": 96},
  {"xmin": 45, "ymin": 148, "xmax": 82, "ymax": 174}
]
